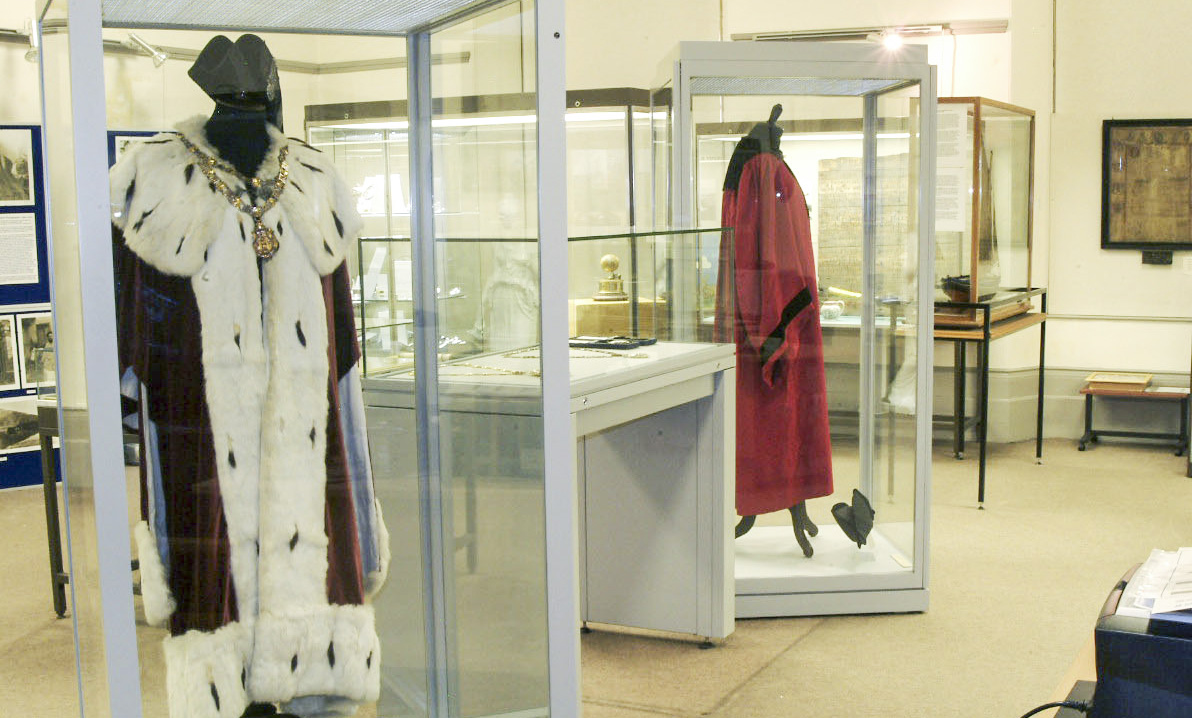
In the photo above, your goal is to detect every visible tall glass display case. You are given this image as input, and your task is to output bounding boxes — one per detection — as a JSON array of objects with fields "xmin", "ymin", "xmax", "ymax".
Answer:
[
  {"xmin": 37, "ymin": 2, "xmax": 573, "ymax": 718},
  {"xmin": 934, "ymin": 97, "xmax": 1036, "ymax": 326},
  {"xmin": 661, "ymin": 41, "xmax": 935, "ymax": 617}
]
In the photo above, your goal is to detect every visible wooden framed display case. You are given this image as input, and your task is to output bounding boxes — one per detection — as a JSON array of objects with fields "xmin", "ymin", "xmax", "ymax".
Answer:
[
  {"xmin": 934, "ymin": 97, "xmax": 1037, "ymax": 327},
  {"xmin": 662, "ymin": 41, "xmax": 936, "ymax": 618}
]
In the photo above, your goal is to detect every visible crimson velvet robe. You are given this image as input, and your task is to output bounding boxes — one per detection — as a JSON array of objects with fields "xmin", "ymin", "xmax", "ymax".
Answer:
[{"xmin": 716, "ymin": 142, "xmax": 833, "ymax": 516}]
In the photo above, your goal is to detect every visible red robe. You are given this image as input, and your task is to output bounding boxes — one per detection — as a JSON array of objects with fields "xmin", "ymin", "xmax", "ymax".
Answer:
[{"xmin": 716, "ymin": 147, "xmax": 833, "ymax": 516}]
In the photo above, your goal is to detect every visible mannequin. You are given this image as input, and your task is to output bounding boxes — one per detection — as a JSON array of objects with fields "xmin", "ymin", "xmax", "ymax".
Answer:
[
  {"xmin": 716, "ymin": 103, "xmax": 834, "ymax": 557},
  {"xmin": 188, "ymin": 34, "xmax": 283, "ymax": 176},
  {"xmin": 112, "ymin": 34, "xmax": 386, "ymax": 718}
]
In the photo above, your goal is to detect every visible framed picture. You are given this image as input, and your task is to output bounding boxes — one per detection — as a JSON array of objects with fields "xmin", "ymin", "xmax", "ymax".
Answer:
[
  {"xmin": 0, "ymin": 397, "xmax": 39, "ymax": 453},
  {"xmin": 16, "ymin": 312, "xmax": 54, "ymax": 388},
  {"xmin": 1102, "ymin": 119, "xmax": 1192, "ymax": 250},
  {"xmin": 0, "ymin": 315, "xmax": 17, "ymax": 391},
  {"xmin": 107, "ymin": 130, "xmax": 159, "ymax": 167},
  {"xmin": 0, "ymin": 127, "xmax": 34, "ymax": 207}
]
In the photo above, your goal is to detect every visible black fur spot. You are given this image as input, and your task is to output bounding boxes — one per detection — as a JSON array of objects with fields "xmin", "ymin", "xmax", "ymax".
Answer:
[
  {"xmin": 310, "ymin": 426, "xmax": 317, "ymax": 445},
  {"xmin": 276, "ymin": 221, "xmax": 284, "ymax": 236},
  {"xmin": 184, "ymin": 164, "xmax": 195, "ymax": 183},
  {"xmin": 295, "ymin": 321, "xmax": 306, "ymax": 347},
  {"xmin": 175, "ymin": 237, "xmax": 185, "ymax": 255},
  {"xmin": 132, "ymin": 206, "xmax": 155, "ymax": 232},
  {"xmin": 228, "ymin": 450, "xmax": 236, "ymax": 469},
  {"xmin": 291, "ymin": 180, "xmax": 303, "ymax": 194},
  {"xmin": 328, "ymin": 642, "xmax": 336, "ymax": 668},
  {"xmin": 299, "ymin": 161, "xmax": 324, "ymax": 173},
  {"xmin": 124, "ymin": 179, "xmax": 136, "ymax": 207},
  {"xmin": 208, "ymin": 181, "xmax": 218, "ymax": 193},
  {"xmin": 241, "ymin": 668, "xmax": 246, "ymax": 688},
  {"xmin": 366, "ymin": 651, "xmax": 373, "ymax": 669},
  {"xmin": 210, "ymin": 683, "xmax": 220, "ymax": 711},
  {"xmin": 143, "ymin": 138, "xmax": 172, "ymax": 145},
  {"xmin": 239, "ymin": 222, "xmax": 247, "ymax": 241},
  {"xmin": 203, "ymin": 249, "xmax": 208, "ymax": 262},
  {"xmin": 291, "ymin": 655, "xmax": 298, "ymax": 672},
  {"xmin": 331, "ymin": 211, "xmax": 344, "ymax": 238},
  {"xmin": 289, "ymin": 530, "xmax": 299, "ymax": 551},
  {"xmin": 233, "ymin": 330, "xmax": 241, "ymax": 349},
  {"xmin": 323, "ymin": 240, "xmax": 334, "ymax": 255}
]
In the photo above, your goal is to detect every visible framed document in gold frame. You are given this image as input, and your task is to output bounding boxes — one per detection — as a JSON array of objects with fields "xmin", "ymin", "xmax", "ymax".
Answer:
[{"xmin": 1102, "ymin": 118, "xmax": 1192, "ymax": 250}]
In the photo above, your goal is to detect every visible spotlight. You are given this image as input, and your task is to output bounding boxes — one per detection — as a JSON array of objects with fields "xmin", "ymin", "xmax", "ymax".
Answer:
[
  {"xmin": 124, "ymin": 32, "xmax": 168, "ymax": 67},
  {"xmin": 881, "ymin": 29, "xmax": 904, "ymax": 50}
]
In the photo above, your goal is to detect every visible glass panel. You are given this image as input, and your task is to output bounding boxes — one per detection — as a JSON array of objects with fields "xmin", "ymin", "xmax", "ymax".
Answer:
[
  {"xmin": 102, "ymin": 0, "xmax": 490, "ymax": 35},
  {"xmin": 691, "ymin": 83, "xmax": 919, "ymax": 585},
  {"xmin": 101, "ymin": 25, "xmax": 412, "ymax": 718},
  {"xmin": 981, "ymin": 104, "xmax": 1034, "ymax": 292},
  {"xmin": 38, "ymin": 3, "xmax": 105, "ymax": 716},
  {"xmin": 430, "ymin": 4, "xmax": 549, "ymax": 717},
  {"xmin": 871, "ymin": 85, "xmax": 921, "ymax": 567}
]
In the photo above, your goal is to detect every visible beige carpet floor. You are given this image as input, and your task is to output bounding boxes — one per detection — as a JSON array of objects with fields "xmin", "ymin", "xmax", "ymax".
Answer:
[{"xmin": 1, "ymin": 439, "xmax": 1189, "ymax": 717}]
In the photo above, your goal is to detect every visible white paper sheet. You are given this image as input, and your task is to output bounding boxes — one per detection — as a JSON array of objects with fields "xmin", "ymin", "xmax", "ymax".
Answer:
[{"xmin": 0, "ymin": 213, "xmax": 37, "ymax": 285}]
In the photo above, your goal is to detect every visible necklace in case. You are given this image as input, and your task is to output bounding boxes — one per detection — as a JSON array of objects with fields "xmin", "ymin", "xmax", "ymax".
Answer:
[{"xmin": 179, "ymin": 134, "xmax": 291, "ymax": 260}]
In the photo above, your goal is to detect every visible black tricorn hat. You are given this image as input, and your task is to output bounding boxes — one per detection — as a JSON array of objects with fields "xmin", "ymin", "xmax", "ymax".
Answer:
[{"xmin": 189, "ymin": 34, "xmax": 281, "ymax": 121}]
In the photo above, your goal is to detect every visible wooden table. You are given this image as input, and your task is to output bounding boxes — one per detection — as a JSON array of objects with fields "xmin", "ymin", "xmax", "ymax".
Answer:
[
  {"xmin": 1077, "ymin": 384, "xmax": 1190, "ymax": 455},
  {"xmin": 934, "ymin": 288, "xmax": 1048, "ymax": 506}
]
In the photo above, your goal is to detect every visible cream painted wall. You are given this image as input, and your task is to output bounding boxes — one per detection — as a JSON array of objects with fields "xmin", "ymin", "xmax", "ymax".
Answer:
[
  {"xmin": 565, "ymin": 0, "xmax": 719, "ymax": 88},
  {"xmin": 1046, "ymin": 0, "xmax": 1192, "ymax": 373},
  {"xmin": 2, "ymin": 0, "xmax": 1187, "ymax": 378},
  {"xmin": 0, "ymin": 0, "xmax": 41, "ymax": 123}
]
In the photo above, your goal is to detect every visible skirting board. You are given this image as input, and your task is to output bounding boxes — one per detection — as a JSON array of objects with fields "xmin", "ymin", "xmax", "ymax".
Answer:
[{"xmin": 736, "ymin": 588, "xmax": 929, "ymax": 618}]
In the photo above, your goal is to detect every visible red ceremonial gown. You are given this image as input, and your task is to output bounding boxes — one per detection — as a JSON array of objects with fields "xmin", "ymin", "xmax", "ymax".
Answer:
[{"xmin": 716, "ymin": 143, "xmax": 833, "ymax": 516}]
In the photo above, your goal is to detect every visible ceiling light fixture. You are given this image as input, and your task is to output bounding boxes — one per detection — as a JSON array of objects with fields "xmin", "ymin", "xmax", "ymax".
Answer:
[{"xmin": 880, "ymin": 29, "xmax": 905, "ymax": 50}]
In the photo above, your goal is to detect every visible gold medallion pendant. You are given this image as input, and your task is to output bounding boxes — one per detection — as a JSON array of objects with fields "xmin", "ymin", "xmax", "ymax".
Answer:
[{"xmin": 252, "ymin": 218, "xmax": 280, "ymax": 259}]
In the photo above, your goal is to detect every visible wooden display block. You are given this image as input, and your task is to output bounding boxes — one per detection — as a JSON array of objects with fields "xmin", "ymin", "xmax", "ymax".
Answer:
[
  {"xmin": 1084, "ymin": 372, "xmax": 1152, "ymax": 392},
  {"xmin": 573, "ymin": 298, "xmax": 669, "ymax": 338},
  {"xmin": 933, "ymin": 297, "xmax": 1032, "ymax": 327}
]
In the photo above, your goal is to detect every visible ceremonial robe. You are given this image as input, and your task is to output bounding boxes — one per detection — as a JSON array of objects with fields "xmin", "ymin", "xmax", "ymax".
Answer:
[
  {"xmin": 716, "ymin": 140, "xmax": 833, "ymax": 516},
  {"xmin": 111, "ymin": 117, "xmax": 388, "ymax": 718}
]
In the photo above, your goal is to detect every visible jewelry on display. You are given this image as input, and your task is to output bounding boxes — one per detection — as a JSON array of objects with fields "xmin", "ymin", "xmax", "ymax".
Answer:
[
  {"xmin": 178, "ymin": 134, "xmax": 291, "ymax": 260},
  {"xmin": 504, "ymin": 347, "xmax": 649, "ymax": 360},
  {"xmin": 442, "ymin": 362, "xmax": 541, "ymax": 378}
]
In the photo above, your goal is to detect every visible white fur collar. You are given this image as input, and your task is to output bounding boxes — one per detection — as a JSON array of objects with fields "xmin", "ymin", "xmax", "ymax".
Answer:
[{"xmin": 110, "ymin": 115, "xmax": 360, "ymax": 277}]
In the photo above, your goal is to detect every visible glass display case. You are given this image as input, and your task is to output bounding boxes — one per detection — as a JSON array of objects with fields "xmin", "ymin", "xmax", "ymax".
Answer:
[
  {"xmin": 934, "ymin": 97, "xmax": 1036, "ymax": 326},
  {"xmin": 306, "ymin": 88, "xmax": 657, "ymax": 241},
  {"xmin": 354, "ymin": 228, "xmax": 720, "ymax": 377},
  {"xmin": 661, "ymin": 41, "xmax": 935, "ymax": 617},
  {"xmin": 363, "ymin": 226, "xmax": 738, "ymax": 647},
  {"xmin": 37, "ymin": 2, "xmax": 572, "ymax": 718}
]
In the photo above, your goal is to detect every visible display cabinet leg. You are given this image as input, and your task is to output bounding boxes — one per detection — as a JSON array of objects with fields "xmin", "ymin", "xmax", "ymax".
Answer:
[
  {"xmin": 580, "ymin": 623, "xmax": 591, "ymax": 634},
  {"xmin": 699, "ymin": 640, "xmax": 715, "ymax": 650}
]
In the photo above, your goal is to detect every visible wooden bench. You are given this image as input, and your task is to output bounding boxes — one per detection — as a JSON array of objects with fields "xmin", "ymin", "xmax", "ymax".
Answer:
[{"xmin": 1078, "ymin": 384, "xmax": 1190, "ymax": 455}]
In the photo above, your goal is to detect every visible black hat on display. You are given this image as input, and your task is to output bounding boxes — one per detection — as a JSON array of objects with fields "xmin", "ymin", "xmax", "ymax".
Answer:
[{"xmin": 189, "ymin": 34, "xmax": 283, "ymax": 129}]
